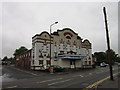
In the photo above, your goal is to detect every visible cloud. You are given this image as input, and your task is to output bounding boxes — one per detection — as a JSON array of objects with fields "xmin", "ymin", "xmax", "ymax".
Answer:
[{"xmin": 1, "ymin": 2, "xmax": 118, "ymax": 58}]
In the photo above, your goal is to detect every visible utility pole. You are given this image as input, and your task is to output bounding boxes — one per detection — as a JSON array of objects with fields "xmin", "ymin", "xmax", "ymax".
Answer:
[{"xmin": 103, "ymin": 7, "xmax": 113, "ymax": 80}]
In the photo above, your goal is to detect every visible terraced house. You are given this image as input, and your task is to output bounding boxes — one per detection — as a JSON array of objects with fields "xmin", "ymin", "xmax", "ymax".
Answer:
[{"xmin": 31, "ymin": 28, "xmax": 93, "ymax": 70}]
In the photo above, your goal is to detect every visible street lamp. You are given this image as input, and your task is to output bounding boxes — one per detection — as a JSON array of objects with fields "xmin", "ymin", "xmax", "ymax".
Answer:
[{"xmin": 50, "ymin": 22, "xmax": 58, "ymax": 65}]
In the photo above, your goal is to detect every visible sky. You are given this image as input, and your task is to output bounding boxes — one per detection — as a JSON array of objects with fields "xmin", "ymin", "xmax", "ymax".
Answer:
[{"xmin": 0, "ymin": 1, "xmax": 118, "ymax": 58}]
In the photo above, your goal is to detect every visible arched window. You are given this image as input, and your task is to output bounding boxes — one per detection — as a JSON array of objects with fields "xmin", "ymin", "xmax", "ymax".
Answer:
[
  {"xmin": 66, "ymin": 36, "xmax": 71, "ymax": 39},
  {"xmin": 73, "ymin": 41, "xmax": 76, "ymax": 45}
]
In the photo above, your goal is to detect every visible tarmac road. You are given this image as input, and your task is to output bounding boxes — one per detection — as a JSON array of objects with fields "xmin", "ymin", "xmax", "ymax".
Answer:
[{"xmin": 2, "ymin": 65, "xmax": 119, "ymax": 89}]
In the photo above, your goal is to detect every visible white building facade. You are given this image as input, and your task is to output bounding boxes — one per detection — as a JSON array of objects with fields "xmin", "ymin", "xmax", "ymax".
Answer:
[{"xmin": 31, "ymin": 28, "xmax": 93, "ymax": 70}]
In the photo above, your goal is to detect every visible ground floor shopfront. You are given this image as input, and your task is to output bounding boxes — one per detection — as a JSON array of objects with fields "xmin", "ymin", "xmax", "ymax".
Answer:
[{"xmin": 31, "ymin": 55, "xmax": 93, "ymax": 70}]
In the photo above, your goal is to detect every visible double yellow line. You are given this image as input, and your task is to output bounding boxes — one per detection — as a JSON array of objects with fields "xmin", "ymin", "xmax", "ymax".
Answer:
[{"xmin": 83, "ymin": 72, "xmax": 119, "ymax": 90}]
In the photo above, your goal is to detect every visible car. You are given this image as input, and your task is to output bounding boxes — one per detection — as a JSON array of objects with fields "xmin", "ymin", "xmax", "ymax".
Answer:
[
  {"xmin": 100, "ymin": 62, "xmax": 108, "ymax": 67},
  {"xmin": 48, "ymin": 65, "xmax": 64, "ymax": 72},
  {"xmin": 118, "ymin": 63, "xmax": 120, "ymax": 67}
]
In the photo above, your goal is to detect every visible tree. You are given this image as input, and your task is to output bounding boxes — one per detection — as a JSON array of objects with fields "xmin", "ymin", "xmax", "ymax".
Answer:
[
  {"xmin": 2, "ymin": 56, "xmax": 16, "ymax": 64},
  {"xmin": 106, "ymin": 49, "xmax": 119, "ymax": 64},
  {"xmin": 94, "ymin": 49, "xmax": 120, "ymax": 65},
  {"xmin": 2, "ymin": 56, "xmax": 8, "ymax": 61},
  {"xmin": 8, "ymin": 57, "xmax": 15, "ymax": 64},
  {"xmin": 115, "ymin": 56, "xmax": 120, "ymax": 63},
  {"xmin": 94, "ymin": 52, "xmax": 106, "ymax": 65},
  {"xmin": 2, "ymin": 56, "xmax": 8, "ymax": 65},
  {"xmin": 13, "ymin": 46, "xmax": 28, "ymax": 57}
]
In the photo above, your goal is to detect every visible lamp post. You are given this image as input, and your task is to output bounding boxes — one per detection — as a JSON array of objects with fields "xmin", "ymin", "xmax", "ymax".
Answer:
[{"xmin": 50, "ymin": 22, "xmax": 58, "ymax": 65}]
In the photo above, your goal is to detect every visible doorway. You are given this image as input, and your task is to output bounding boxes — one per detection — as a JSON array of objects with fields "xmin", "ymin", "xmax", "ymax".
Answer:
[{"xmin": 70, "ymin": 60, "xmax": 76, "ymax": 69}]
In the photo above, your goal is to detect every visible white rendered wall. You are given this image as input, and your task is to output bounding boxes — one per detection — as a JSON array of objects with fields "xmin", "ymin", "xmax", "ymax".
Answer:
[{"xmin": 75, "ymin": 60, "xmax": 82, "ymax": 68}]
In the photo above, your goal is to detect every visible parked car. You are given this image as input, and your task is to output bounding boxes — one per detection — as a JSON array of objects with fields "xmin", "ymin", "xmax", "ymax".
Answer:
[
  {"xmin": 48, "ymin": 65, "xmax": 64, "ymax": 72},
  {"xmin": 100, "ymin": 62, "xmax": 108, "ymax": 67},
  {"xmin": 2, "ymin": 61, "xmax": 8, "ymax": 65},
  {"xmin": 92, "ymin": 63, "xmax": 96, "ymax": 68}
]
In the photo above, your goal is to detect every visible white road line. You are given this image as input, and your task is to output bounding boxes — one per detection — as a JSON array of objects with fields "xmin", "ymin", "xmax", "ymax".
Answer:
[
  {"xmin": 7, "ymin": 85, "xmax": 17, "ymax": 88},
  {"xmin": 79, "ymin": 75, "xmax": 84, "ymax": 77},
  {"xmin": 36, "ymin": 78, "xmax": 63, "ymax": 84},
  {"xmin": 72, "ymin": 75, "xmax": 84, "ymax": 78},
  {"xmin": 89, "ymin": 73, "xmax": 92, "ymax": 75},
  {"xmin": 48, "ymin": 79, "xmax": 72, "ymax": 86}
]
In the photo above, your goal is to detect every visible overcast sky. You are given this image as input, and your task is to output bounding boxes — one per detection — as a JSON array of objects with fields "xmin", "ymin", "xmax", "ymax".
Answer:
[{"xmin": 0, "ymin": 1, "xmax": 118, "ymax": 58}]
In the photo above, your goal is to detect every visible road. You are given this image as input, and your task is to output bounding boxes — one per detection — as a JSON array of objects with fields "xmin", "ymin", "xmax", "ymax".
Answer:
[{"xmin": 2, "ymin": 65, "xmax": 119, "ymax": 89}]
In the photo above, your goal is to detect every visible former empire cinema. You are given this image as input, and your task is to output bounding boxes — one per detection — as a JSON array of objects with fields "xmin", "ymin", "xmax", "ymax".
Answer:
[{"xmin": 16, "ymin": 28, "xmax": 93, "ymax": 70}]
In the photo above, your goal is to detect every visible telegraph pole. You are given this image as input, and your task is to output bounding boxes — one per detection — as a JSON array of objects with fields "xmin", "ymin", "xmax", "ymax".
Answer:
[{"xmin": 103, "ymin": 7, "xmax": 113, "ymax": 80}]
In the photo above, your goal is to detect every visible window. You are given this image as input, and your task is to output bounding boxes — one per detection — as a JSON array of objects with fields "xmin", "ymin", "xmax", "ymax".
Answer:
[
  {"xmin": 46, "ymin": 60, "xmax": 51, "ymax": 65},
  {"xmin": 54, "ymin": 52, "xmax": 57, "ymax": 58},
  {"xmin": 39, "ymin": 60, "xmax": 43, "ymax": 65},
  {"xmin": 60, "ymin": 39, "xmax": 64, "ymax": 43},
  {"xmin": 66, "ymin": 36, "xmax": 71, "ymax": 39},
  {"xmin": 67, "ymin": 40, "xmax": 71, "ymax": 44},
  {"xmin": 32, "ymin": 60, "xmax": 34, "ymax": 64},
  {"xmin": 60, "ymin": 51, "xmax": 64, "ymax": 55},
  {"xmin": 73, "ymin": 41, "xmax": 76, "ymax": 45},
  {"xmin": 89, "ymin": 61, "xmax": 91, "ymax": 65}
]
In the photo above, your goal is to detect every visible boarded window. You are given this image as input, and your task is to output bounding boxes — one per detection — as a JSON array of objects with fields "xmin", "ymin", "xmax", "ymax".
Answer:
[
  {"xmin": 39, "ymin": 60, "xmax": 43, "ymax": 65},
  {"xmin": 46, "ymin": 60, "xmax": 51, "ymax": 65}
]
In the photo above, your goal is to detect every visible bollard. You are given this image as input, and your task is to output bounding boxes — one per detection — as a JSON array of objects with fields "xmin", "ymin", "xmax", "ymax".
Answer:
[{"xmin": 50, "ymin": 67, "xmax": 54, "ymax": 74}]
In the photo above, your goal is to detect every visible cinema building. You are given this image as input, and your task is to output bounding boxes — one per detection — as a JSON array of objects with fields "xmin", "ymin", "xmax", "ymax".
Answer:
[{"xmin": 31, "ymin": 28, "xmax": 93, "ymax": 70}]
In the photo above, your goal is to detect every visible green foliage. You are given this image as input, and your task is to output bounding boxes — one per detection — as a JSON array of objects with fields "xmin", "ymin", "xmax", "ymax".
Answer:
[
  {"xmin": 94, "ymin": 49, "xmax": 120, "ymax": 65},
  {"xmin": 8, "ymin": 57, "xmax": 15, "ymax": 64},
  {"xmin": 94, "ymin": 52, "xmax": 106, "ymax": 65},
  {"xmin": 115, "ymin": 56, "xmax": 120, "ymax": 63},
  {"xmin": 2, "ymin": 56, "xmax": 15, "ymax": 64},
  {"xmin": 13, "ymin": 46, "xmax": 28, "ymax": 56},
  {"xmin": 2, "ymin": 56, "xmax": 8, "ymax": 61},
  {"xmin": 106, "ymin": 49, "xmax": 119, "ymax": 64}
]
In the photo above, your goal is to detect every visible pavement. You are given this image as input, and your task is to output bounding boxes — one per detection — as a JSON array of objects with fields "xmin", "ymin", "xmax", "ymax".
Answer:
[
  {"xmin": 96, "ymin": 73, "xmax": 120, "ymax": 89},
  {"xmin": 8, "ymin": 65, "xmax": 98, "ymax": 76},
  {"xmin": 86, "ymin": 67, "xmax": 120, "ymax": 90}
]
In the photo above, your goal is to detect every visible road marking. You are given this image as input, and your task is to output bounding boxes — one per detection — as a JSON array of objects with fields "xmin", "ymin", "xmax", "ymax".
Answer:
[
  {"xmin": 72, "ymin": 74, "xmax": 84, "ymax": 78},
  {"xmin": 89, "ymin": 73, "xmax": 92, "ymax": 75},
  {"xmin": 36, "ymin": 78, "xmax": 63, "ymax": 83},
  {"xmin": 83, "ymin": 72, "xmax": 119, "ymax": 90},
  {"xmin": 48, "ymin": 79, "xmax": 72, "ymax": 86},
  {"xmin": 7, "ymin": 85, "xmax": 17, "ymax": 88},
  {"xmin": 79, "ymin": 75, "xmax": 84, "ymax": 77},
  {"xmin": 10, "ymin": 67, "xmax": 38, "ymax": 76}
]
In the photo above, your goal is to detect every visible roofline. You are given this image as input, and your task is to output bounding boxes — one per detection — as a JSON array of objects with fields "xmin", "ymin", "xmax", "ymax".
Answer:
[
  {"xmin": 32, "ymin": 31, "xmax": 50, "ymax": 39},
  {"xmin": 57, "ymin": 28, "xmax": 78, "ymax": 35}
]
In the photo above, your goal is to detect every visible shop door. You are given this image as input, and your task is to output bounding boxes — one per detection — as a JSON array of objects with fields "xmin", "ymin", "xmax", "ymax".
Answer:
[{"xmin": 70, "ymin": 60, "xmax": 76, "ymax": 69}]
